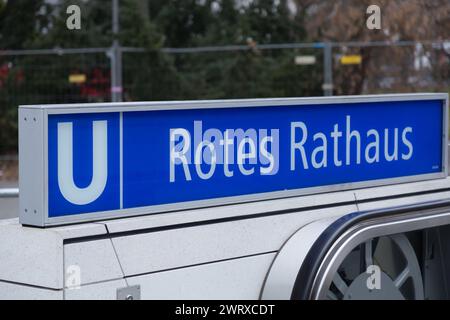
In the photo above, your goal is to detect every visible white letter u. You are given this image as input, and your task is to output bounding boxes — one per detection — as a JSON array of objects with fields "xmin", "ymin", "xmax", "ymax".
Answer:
[{"xmin": 57, "ymin": 121, "xmax": 108, "ymax": 205}]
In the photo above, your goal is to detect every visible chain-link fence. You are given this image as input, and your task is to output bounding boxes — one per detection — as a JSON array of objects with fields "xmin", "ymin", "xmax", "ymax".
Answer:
[
  {"xmin": 2, "ymin": 43, "xmax": 447, "ymax": 103},
  {"xmin": 1, "ymin": 41, "xmax": 449, "ymax": 182},
  {"xmin": 0, "ymin": 50, "xmax": 111, "ymax": 161},
  {"xmin": 121, "ymin": 41, "xmax": 450, "ymax": 101},
  {"xmin": 0, "ymin": 51, "xmax": 111, "ymax": 103},
  {"xmin": 122, "ymin": 47, "xmax": 324, "ymax": 101},
  {"xmin": 332, "ymin": 42, "xmax": 450, "ymax": 95}
]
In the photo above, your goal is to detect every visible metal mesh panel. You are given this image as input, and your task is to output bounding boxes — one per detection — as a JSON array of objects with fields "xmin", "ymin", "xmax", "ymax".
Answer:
[
  {"xmin": 0, "ymin": 42, "xmax": 449, "ymax": 181},
  {"xmin": 332, "ymin": 43, "xmax": 450, "ymax": 95},
  {"xmin": 0, "ymin": 52, "xmax": 110, "ymax": 155},
  {"xmin": 122, "ymin": 48, "xmax": 324, "ymax": 101}
]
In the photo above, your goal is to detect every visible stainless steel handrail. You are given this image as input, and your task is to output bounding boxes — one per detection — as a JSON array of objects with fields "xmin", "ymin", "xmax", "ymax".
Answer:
[
  {"xmin": 0, "ymin": 188, "xmax": 19, "ymax": 198},
  {"xmin": 310, "ymin": 202, "xmax": 450, "ymax": 299}
]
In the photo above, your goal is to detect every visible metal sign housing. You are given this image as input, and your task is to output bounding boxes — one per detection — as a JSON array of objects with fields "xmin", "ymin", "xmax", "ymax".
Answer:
[{"xmin": 19, "ymin": 93, "xmax": 449, "ymax": 227}]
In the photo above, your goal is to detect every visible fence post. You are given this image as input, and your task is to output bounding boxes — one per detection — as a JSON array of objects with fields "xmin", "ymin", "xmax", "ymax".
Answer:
[
  {"xmin": 111, "ymin": 0, "xmax": 123, "ymax": 102},
  {"xmin": 323, "ymin": 42, "xmax": 333, "ymax": 96}
]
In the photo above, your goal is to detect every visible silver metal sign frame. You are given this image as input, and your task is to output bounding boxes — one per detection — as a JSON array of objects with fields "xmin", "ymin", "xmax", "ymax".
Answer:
[{"xmin": 19, "ymin": 93, "xmax": 449, "ymax": 227}]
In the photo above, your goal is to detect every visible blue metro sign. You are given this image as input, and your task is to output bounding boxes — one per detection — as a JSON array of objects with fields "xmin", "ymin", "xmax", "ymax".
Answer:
[{"xmin": 19, "ymin": 94, "xmax": 448, "ymax": 226}]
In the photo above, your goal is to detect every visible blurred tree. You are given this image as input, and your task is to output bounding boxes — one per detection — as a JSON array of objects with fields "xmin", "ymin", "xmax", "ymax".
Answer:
[
  {"xmin": 149, "ymin": 0, "xmax": 321, "ymax": 100},
  {"xmin": 0, "ymin": 0, "xmax": 49, "ymax": 153},
  {"xmin": 152, "ymin": 0, "xmax": 215, "ymax": 48},
  {"xmin": 0, "ymin": 0, "xmax": 326, "ymax": 153},
  {"xmin": 0, "ymin": 0, "xmax": 173, "ymax": 152},
  {"xmin": 0, "ymin": 0, "xmax": 48, "ymax": 49},
  {"xmin": 296, "ymin": 0, "xmax": 450, "ymax": 95}
]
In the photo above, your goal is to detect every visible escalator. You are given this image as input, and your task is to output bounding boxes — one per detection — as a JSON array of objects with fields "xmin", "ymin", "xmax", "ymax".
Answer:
[{"xmin": 263, "ymin": 199, "xmax": 450, "ymax": 300}]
